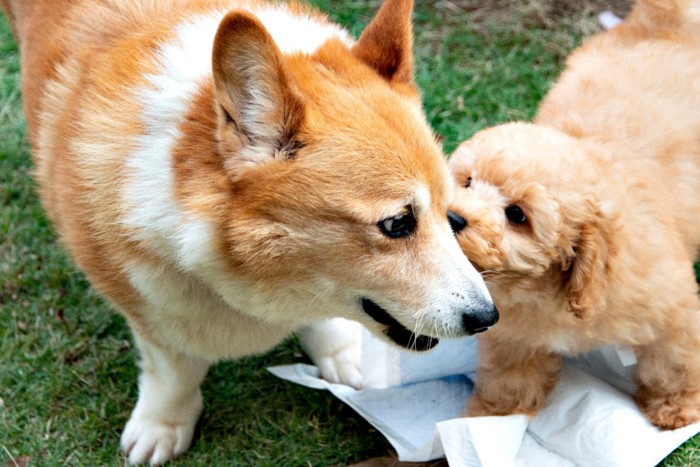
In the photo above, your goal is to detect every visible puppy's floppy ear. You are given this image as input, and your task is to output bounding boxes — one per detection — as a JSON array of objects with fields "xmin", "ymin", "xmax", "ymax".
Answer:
[
  {"xmin": 563, "ymin": 208, "xmax": 614, "ymax": 319},
  {"xmin": 212, "ymin": 12, "xmax": 305, "ymax": 180},
  {"xmin": 352, "ymin": 0, "xmax": 415, "ymax": 85}
]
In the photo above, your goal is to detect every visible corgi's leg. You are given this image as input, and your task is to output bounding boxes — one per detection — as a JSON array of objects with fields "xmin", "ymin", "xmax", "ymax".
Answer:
[
  {"xmin": 634, "ymin": 291, "xmax": 700, "ymax": 430},
  {"xmin": 121, "ymin": 332, "xmax": 210, "ymax": 465},
  {"xmin": 466, "ymin": 335, "xmax": 562, "ymax": 417},
  {"xmin": 299, "ymin": 318, "xmax": 364, "ymax": 389}
]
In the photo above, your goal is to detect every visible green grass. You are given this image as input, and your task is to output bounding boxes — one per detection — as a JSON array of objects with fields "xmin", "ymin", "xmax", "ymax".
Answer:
[{"xmin": 0, "ymin": 1, "xmax": 698, "ymax": 466}]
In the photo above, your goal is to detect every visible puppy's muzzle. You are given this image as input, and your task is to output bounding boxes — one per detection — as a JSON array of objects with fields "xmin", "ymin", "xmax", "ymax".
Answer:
[
  {"xmin": 448, "ymin": 210, "xmax": 468, "ymax": 234},
  {"xmin": 462, "ymin": 299, "xmax": 499, "ymax": 334}
]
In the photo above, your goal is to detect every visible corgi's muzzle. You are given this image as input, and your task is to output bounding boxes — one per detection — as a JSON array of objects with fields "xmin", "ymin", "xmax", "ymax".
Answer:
[
  {"xmin": 361, "ymin": 298, "xmax": 438, "ymax": 351},
  {"xmin": 361, "ymin": 298, "xmax": 499, "ymax": 351}
]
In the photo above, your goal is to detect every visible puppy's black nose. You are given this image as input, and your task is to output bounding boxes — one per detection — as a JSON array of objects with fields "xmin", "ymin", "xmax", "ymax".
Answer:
[
  {"xmin": 462, "ymin": 302, "xmax": 499, "ymax": 334},
  {"xmin": 448, "ymin": 210, "xmax": 468, "ymax": 234}
]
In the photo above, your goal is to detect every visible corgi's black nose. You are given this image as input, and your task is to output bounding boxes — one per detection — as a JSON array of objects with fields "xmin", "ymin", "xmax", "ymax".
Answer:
[
  {"xmin": 462, "ymin": 302, "xmax": 499, "ymax": 334},
  {"xmin": 448, "ymin": 210, "xmax": 467, "ymax": 234}
]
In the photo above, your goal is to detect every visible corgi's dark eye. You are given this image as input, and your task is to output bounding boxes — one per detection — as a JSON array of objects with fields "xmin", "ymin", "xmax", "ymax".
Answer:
[
  {"xmin": 464, "ymin": 177, "xmax": 472, "ymax": 188},
  {"xmin": 378, "ymin": 208, "xmax": 416, "ymax": 238},
  {"xmin": 505, "ymin": 205, "xmax": 527, "ymax": 224}
]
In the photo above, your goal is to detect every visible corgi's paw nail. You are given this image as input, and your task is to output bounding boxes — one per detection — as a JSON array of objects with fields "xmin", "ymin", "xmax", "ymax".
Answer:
[
  {"xmin": 121, "ymin": 415, "xmax": 196, "ymax": 465},
  {"xmin": 316, "ymin": 347, "xmax": 362, "ymax": 389}
]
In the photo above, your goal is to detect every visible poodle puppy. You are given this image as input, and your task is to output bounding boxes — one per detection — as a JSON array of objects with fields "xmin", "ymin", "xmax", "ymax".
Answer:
[{"xmin": 449, "ymin": 0, "xmax": 700, "ymax": 429}]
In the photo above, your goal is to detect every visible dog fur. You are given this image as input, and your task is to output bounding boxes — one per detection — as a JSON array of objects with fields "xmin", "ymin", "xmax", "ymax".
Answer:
[
  {"xmin": 0, "ymin": 0, "xmax": 498, "ymax": 463},
  {"xmin": 449, "ymin": 0, "xmax": 700, "ymax": 430}
]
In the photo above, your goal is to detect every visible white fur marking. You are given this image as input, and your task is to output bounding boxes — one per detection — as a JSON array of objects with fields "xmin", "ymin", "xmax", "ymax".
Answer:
[{"xmin": 413, "ymin": 184, "xmax": 431, "ymax": 217}]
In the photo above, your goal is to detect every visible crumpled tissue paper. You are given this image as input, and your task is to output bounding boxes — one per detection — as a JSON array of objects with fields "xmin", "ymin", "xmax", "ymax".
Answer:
[{"xmin": 269, "ymin": 322, "xmax": 699, "ymax": 466}]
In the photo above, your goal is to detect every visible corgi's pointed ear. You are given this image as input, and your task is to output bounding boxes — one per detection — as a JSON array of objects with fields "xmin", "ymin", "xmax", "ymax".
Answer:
[
  {"xmin": 212, "ymin": 12, "xmax": 305, "ymax": 180},
  {"xmin": 352, "ymin": 0, "xmax": 414, "ymax": 84}
]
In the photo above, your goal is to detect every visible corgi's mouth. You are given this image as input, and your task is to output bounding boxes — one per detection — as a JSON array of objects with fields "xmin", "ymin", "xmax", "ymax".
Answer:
[{"xmin": 361, "ymin": 298, "xmax": 438, "ymax": 351}]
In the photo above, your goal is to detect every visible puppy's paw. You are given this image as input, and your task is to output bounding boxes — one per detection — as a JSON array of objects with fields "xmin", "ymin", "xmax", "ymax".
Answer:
[
  {"xmin": 298, "ymin": 318, "xmax": 363, "ymax": 388},
  {"xmin": 636, "ymin": 393, "xmax": 700, "ymax": 430},
  {"xmin": 463, "ymin": 393, "xmax": 540, "ymax": 418},
  {"xmin": 462, "ymin": 394, "xmax": 493, "ymax": 417},
  {"xmin": 463, "ymin": 393, "xmax": 518, "ymax": 418},
  {"xmin": 121, "ymin": 415, "xmax": 197, "ymax": 465}
]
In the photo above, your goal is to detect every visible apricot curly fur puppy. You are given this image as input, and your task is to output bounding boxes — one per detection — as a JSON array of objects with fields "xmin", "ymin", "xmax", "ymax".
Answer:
[{"xmin": 450, "ymin": 0, "xmax": 700, "ymax": 430}]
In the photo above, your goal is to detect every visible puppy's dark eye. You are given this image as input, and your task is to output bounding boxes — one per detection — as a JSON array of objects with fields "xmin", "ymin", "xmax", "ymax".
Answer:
[
  {"xmin": 505, "ymin": 205, "xmax": 527, "ymax": 224},
  {"xmin": 378, "ymin": 208, "xmax": 416, "ymax": 238},
  {"xmin": 464, "ymin": 177, "xmax": 472, "ymax": 188}
]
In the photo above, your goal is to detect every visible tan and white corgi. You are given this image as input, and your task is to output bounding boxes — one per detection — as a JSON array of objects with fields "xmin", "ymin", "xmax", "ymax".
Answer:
[{"xmin": 1, "ymin": 0, "xmax": 497, "ymax": 463}]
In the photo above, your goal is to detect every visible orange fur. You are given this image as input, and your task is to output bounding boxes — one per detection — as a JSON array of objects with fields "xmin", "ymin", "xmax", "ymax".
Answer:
[{"xmin": 450, "ymin": 0, "xmax": 700, "ymax": 429}]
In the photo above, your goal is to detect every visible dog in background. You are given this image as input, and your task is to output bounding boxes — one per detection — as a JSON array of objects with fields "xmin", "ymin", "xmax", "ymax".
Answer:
[
  {"xmin": 1, "ymin": 0, "xmax": 498, "ymax": 463},
  {"xmin": 450, "ymin": 0, "xmax": 700, "ymax": 429}
]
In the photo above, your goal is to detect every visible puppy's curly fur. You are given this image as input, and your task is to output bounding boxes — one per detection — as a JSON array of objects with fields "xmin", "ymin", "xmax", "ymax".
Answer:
[{"xmin": 450, "ymin": 0, "xmax": 700, "ymax": 429}]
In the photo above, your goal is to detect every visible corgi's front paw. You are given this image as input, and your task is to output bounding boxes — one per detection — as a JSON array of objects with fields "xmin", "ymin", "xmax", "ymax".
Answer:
[
  {"xmin": 120, "ymin": 392, "xmax": 202, "ymax": 465},
  {"xmin": 314, "ymin": 342, "xmax": 363, "ymax": 388},
  {"xmin": 299, "ymin": 318, "xmax": 363, "ymax": 388},
  {"xmin": 121, "ymin": 415, "xmax": 197, "ymax": 465}
]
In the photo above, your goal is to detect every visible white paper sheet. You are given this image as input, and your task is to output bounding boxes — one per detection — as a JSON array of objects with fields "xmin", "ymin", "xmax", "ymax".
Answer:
[{"xmin": 269, "ymin": 328, "xmax": 699, "ymax": 466}]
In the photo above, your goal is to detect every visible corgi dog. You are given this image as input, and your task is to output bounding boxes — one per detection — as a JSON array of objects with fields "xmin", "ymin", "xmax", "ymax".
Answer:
[
  {"xmin": 1, "ymin": 0, "xmax": 498, "ymax": 463},
  {"xmin": 449, "ymin": 0, "xmax": 700, "ymax": 429}
]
